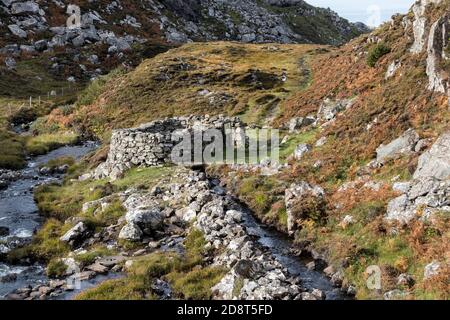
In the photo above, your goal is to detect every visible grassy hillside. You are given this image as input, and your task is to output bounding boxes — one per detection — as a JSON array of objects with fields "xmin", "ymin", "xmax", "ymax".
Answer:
[
  {"xmin": 214, "ymin": 3, "xmax": 449, "ymax": 299},
  {"xmin": 72, "ymin": 42, "xmax": 323, "ymax": 138}
]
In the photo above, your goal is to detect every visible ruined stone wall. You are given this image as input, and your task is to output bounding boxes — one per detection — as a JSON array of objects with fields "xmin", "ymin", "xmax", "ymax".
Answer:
[{"xmin": 94, "ymin": 115, "xmax": 243, "ymax": 180}]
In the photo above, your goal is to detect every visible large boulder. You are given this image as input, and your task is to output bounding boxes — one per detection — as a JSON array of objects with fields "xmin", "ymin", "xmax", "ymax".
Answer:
[
  {"xmin": 119, "ymin": 223, "xmax": 143, "ymax": 241},
  {"xmin": 385, "ymin": 132, "xmax": 450, "ymax": 224},
  {"xmin": 414, "ymin": 132, "xmax": 450, "ymax": 181},
  {"xmin": 376, "ymin": 129, "xmax": 419, "ymax": 164},
  {"xmin": 317, "ymin": 98, "xmax": 354, "ymax": 122},
  {"xmin": 60, "ymin": 222, "xmax": 89, "ymax": 247},
  {"xmin": 119, "ymin": 206, "xmax": 164, "ymax": 241},
  {"xmin": 125, "ymin": 208, "xmax": 163, "ymax": 230}
]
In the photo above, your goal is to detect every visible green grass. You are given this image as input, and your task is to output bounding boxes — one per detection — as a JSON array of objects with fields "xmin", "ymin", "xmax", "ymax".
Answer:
[
  {"xmin": 279, "ymin": 128, "xmax": 319, "ymax": 161},
  {"xmin": 7, "ymin": 219, "xmax": 71, "ymax": 263},
  {"xmin": 76, "ymin": 68, "xmax": 127, "ymax": 107},
  {"xmin": 75, "ymin": 278, "xmax": 152, "ymax": 300},
  {"xmin": 47, "ymin": 258, "xmax": 68, "ymax": 278},
  {"xmin": 13, "ymin": 165, "xmax": 178, "ymax": 265},
  {"xmin": 74, "ymin": 246, "xmax": 117, "ymax": 268},
  {"xmin": 0, "ymin": 129, "xmax": 26, "ymax": 169},
  {"xmin": 113, "ymin": 166, "xmax": 176, "ymax": 191},
  {"xmin": 167, "ymin": 267, "xmax": 226, "ymax": 300},
  {"xmin": 77, "ymin": 229, "xmax": 226, "ymax": 300},
  {"xmin": 81, "ymin": 198, "xmax": 126, "ymax": 229},
  {"xmin": 25, "ymin": 132, "xmax": 79, "ymax": 155},
  {"xmin": 40, "ymin": 156, "xmax": 75, "ymax": 170}
]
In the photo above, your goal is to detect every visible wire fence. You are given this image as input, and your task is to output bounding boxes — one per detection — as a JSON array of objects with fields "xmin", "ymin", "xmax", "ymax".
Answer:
[{"xmin": 4, "ymin": 85, "xmax": 77, "ymax": 117}]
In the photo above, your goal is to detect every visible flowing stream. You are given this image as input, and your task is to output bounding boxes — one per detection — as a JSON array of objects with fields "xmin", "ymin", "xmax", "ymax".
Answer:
[
  {"xmin": 207, "ymin": 178, "xmax": 348, "ymax": 300},
  {"xmin": 0, "ymin": 144, "xmax": 347, "ymax": 300},
  {"xmin": 0, "ymin": 142, "xmax": 97, "ymax": 298},
  {"xmin": 242, "ymin": 209, "xmax": 347, "ymax": 299}
]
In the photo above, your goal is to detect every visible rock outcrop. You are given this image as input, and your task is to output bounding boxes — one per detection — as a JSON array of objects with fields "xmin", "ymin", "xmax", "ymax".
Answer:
[
  {"xmin": 0, "ymin": 0, "xmax": 368, "ymax": 66},
  {"xmin": 426, "ymin": 15, "xmax": 449, "ymax": 93},
  {"xmin": 317, "ymin": 98, "xmax": 355, "ymax": 123},
  {"xmin": 408, "ymin": 0, "xmax": 449, "ymax": 103},
  {"xmin": 376, "ymin": 129, "xmax": 420, "ymax": 164},
  {"xmin": 385, "ymin": 132, "xmax": 450, "ymax": 224}
]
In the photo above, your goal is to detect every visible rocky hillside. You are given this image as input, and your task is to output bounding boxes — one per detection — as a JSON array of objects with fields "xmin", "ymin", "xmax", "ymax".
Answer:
[
  {"xmin": 0, "ymin": 0, "xmax": 368, "ymax": 92},
  {"xmin": 1, "ymin": 0, "xmax": 448, "ymax": 301},
  {"xmin": 71, "ymin": 42, "xmax": 322, "ymax": 138},
  {"xmin": 55, "ymin": 0, "xmax": 448, "ymax": 300}
]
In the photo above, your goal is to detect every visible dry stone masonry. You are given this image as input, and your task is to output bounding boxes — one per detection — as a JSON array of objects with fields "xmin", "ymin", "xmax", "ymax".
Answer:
[{"xmin": 94, "ymin": 115, "xmax": 243, "ymax": 180}]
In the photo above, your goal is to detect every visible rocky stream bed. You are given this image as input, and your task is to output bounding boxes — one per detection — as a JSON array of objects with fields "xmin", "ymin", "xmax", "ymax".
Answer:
[
  {"xmin": 1, "ymin": 155, "xmax": 351, "ymax": 300},
  {"xmin": 0, "ymin": 142, "xmax": 99, "ymax": 299}
]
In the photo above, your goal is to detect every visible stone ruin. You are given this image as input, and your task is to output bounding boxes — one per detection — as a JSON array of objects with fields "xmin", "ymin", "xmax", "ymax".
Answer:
[{"xmin": 94, "ymin": 115, "xmax": 243, "ymax": 180}]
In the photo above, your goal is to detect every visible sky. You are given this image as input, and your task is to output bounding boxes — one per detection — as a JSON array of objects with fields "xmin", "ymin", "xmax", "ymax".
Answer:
[{"xmin": 306, "ymin": 0, "xmax": 415, "ymax": 26}]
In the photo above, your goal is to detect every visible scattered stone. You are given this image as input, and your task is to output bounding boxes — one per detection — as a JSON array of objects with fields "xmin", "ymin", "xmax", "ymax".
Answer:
[
  {"xmin": 86, "ymin": 262, "xmax": 109, "ymax": 274},
  {"xmin": 424, "ymin": 261, "xmax": 441, "ymax": 280},
  {"xmin": 73, "ymin": 271, "xmax": 96, "ymax": 282},
  {"xmin": 397, "ymin": 274, "xmax": 415, "ymax": 287},
  {"xmin": 384, "ymin": 289, "xmax": 407, "ymax": 300},
  {"xmin": 317, "ymin": 98, "xmax": 354, "ymax": 122},
  {"xmin": 346, "ymin": 285, "xmax": 357, "ymax": 296},
  {"xmin": 315, "ymin": 137, "xmax": 327, "ymax": 147},
  {"xmin": 376, "ymin": 129, "xmax": 419, "ymax": 164},
  {"xmin": 97, "ymin": 256, "xmax": 125, "ymax": 268},
  {"xmin": 39, "ymin": 167, "xmax": 51, "ymax": 175},
  {"xmin": 339, "ymin": 215, "xmax": 355, "ymax": 229},
  {"xmin": 301, "ymin": 292, "xmax": 318, "ymax": 300},
  {"xmin": 293, "ymin": 143, "xmax": 311, "ymax": 161},
  {"xmin": 330, "ymin": 271, "xmax": 344, "ymax": 287},
  {"xmin": 34, "ymin": 39, "xmax": 48, "ymax": 51},
  {"xmin": 385, "ymin": 60, "xmax": 401, "ymax": 79},
  {"xmin": 311, "ymin": 288, "xmax": 326, "ymax": 300},
  {"xmin": 5, "ymin": 56, "xmax": 16, "ymax": 69}
]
